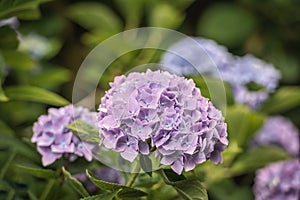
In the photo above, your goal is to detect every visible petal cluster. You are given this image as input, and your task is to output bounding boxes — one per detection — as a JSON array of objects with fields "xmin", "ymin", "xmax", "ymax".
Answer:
[
  {"xmin": 160, "ymin": 37, "xmax": 281, "ymax": 109},
  {"xmin": 254, "ymin": 159, "xmax": 300, "ymax": 200},
  {"xmin": 32, "ymin": 105, "xmax": 97, "ymax": 166},
  {"xmin": 253, "ymin": 116, "xmax": 299, "ymax": 156},
  {"xmin": 98, "ymin": 70, "xmax": 228, "ymax": 174}
]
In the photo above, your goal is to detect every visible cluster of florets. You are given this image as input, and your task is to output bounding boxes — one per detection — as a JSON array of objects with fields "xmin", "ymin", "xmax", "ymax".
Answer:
[
  {"xmin": 254, "ymin": 159, "xmax": 300, "ymax": 200},
  {"xmin": 160, "ymin": 37, "xmax": 233, "ymax": 76},
  {"xmin": 98, "ymin": 70, "xmax": 228, "ymax": 174},
  {"xmin": 160, "ymin": 37, "xmax": 281, "ymax": 109},
  {"xmin": 31, "ymin": 105, "xmax": 97, "ymax": 166},
  {"xmin": 253, "ymin": 116, "xmax": 299, "ymax": 156}
]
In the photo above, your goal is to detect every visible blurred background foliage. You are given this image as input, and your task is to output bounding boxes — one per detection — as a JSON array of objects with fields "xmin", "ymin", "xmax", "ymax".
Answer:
[{"xmin": 0, "ymin": 0, "xmax": 299, "ymax": 199}]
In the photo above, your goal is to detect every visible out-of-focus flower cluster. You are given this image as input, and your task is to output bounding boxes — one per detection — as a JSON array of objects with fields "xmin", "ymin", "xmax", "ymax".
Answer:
[
  {"xmin": 74, "ymin": 167, "xmax": 124, "ymax": 194},
  {"xmin": 98, "ymin": 70, "xmax": 228, "ymax": 174},
  {"xmin": 160, "ymin": 37, "xmax": 281, "ymax": 109},
  {"xmin": 254, "ymin": 159, "xmax": 300, "ymax": 200},
  {"xmin": 31, "ymin": 105, "xmax": 97, "ymax": 166},
  {"xmin": 253, "ymin": 116, "xmax": 299, "ymax": 156}
]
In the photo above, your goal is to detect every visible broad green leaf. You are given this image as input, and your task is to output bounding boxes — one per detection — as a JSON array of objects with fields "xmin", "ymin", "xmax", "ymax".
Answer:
[
  {"xmin": 67, "ymin": 2, "xmax": 121, "ymax": 33},
  {"xmin": 260, "ymin": 86, "xmax": 300, "ymax": 114},
  {"xmin": 0, "ymin": 26, "xmax": 19, "ymax": 49},
  {"xmin": 16, "ymin": 165, "xmax": 57, "ymax": 179},
  {"xmin": 149, "ymin": 4, "xmax": 184, "ymax": 29},
  {"xmin": 1, "ymin": 50, "xmax": 36, "ymax": 70},
  {"xmin": 230, "ymin": 146, "xmax": 290, "ymax": 176},
  {"xmin": 139, "ymin": 154, "xmax": 152, "ymax": 177},
  {"xmin": 67, "ymin": 119, "xmax": 100, "ymax": 144},
  {"xmin": 0, "ymin": 151, "xmax": 16, "ymax": 179},
  {"xmin": 197, "ymin": 3, "xmax": 258, "ymax": 47},
  {"xmin": 160, "ymin": 169, "xmax": 208, "ymax": 200},
  {"xmin": 173, "ymin": 180, "xmax": 208, "ymax": 200},
  {"xmin": 0, "ymin": 180, "xmax": 12, "ymax": 191},
  {"xmin": 86, "ymin": 169, "xmax": 147, "ymax": 198},
  {"xmin": 226, "ymin": 105, "xmax": 265, "ymax": 147},
  {"xmin": 5, "ymin": 85, "xmax": 69, "ymax": 106},
  {"xmin": 62, "ymin": 167, "xmax": 89, "ymax": 197},
  {"xmin": 0, "ymin": 54, "xmax": 8, "ymax": 101},
  {"xmin": 0, "ymin": 0, "xmax": 49, "ymax": 20},
  {"xmin": 80, "ymin": 192, "xmax": 120, "ymax": 200}
]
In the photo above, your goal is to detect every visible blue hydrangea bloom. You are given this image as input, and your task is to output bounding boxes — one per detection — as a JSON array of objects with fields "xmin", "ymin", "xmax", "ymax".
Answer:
[
  {"xmin": 160, "ymin": 37, "xmax": 233, "ymax": 76},
  {"xmin": 160, "ymin": 37, "xmax": 281, "ymax": 109},
  {"xmin": 253, "ymin": 116, "xmax": 299, "ymax": 156},
  {"xmin": 254, "ymin": 159, "xmax": 300, "ymax": 200},
  {"xmin": 98, "ymin": 70, "xmax": 228, "ymax": 174},
  {"xmin": 74, "ymin": 167, "xmax": 124, "ymax": 194},
  {"xmin": 31, "ymin": 105, "xmax": 97, "ymax": 166},
  {"xmin": 222, "ymin": 55, "xmax": 281, "ymax": 109}
]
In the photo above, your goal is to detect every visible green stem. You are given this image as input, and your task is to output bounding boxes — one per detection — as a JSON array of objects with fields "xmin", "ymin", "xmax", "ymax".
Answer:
[
  {"xmin": 40, "ymin": 179, "xmax": 56, "ymax": 200},
  {"xmin": 125, "ymin": 165, "xmax": 140, "ymax": 187}
]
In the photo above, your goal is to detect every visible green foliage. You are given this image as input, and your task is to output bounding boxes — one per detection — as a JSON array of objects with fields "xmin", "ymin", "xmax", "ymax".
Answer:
[
  {"xmin": 260, "ymin": 86, "xmax": 300, "ymax": 114},
  {"xmin": 62, "ymin": 167, "xmax": 90, "ymax": 198},
  {"xmin": 86, "ymin": 169, "xmax": 147, "ymax": 199},
  {"xmin": 160, "ymin": 169, "xmax": 208, "ymax": 200},
  {"xmin": 5, "ymin": 85, "xmax": 69, "ymax": 106},
  {"xmin": 139, "ymin": 154, "xmax": 152, "ymax": 177},
  {"xmin": 198, "ymin": 3, "xmax": 258, "ymax": 47},
  {"xmin": 17, "ymin": 165, "xmax": 57, "ymax": 179},
  {"xmin": 0, "ymin": 0, "xmax": 49, "ymax": 20},
  {"xmin": 226, "ymin": 105, "xmax": 265, "ymax": 147},
  {"xmin": 0, "ymin": 26, "xmax": 19, "ymax": 49},
  {"xmin": 67, "ymin": 119, "xmax": 100, "ymax": 144},
  {"xmin": 230, "ymin": 146, "xmax": 290, "ymax": 176}
]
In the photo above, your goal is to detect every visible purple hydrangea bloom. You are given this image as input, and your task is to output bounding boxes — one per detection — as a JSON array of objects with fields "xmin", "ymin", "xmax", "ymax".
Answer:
[
  {"xmin": 98, "ymin": 70, "xmax": 228, "ymax": 174},
  {"xmin": 253, "ymin": 116, "xmax": 299, "ymax": 156},
  {"xmin": 222, "ymin": 55, "xmax": 281, "ymax": 109},
  {"xmin": 254, "ymin": 159, "xmax": 300, "ymax": 200},
  {"xmin": 74, "ymin": 167, "xmax": 124, "ymax": 194},
  {"xmin": 32, "ymin": 105, "xmax": 97, "ymax": 166},
  {"xmin": 160, "ymin": 37, "xmax": 233, "ymax": 76}
]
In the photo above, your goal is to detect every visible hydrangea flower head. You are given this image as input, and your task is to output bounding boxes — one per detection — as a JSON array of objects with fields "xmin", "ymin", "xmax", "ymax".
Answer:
[
  {"xmin": 32, "ymin": 105, "xmax": 97, "ymax": 166},
  {"xmin": 253, "ymin": 116, "xmax": 299, "ymax": 156},
  {"xmin": 222, "ymin": 55, "xmax": 281, "ymax": 109},
  {"xmin": 98, "ymin": 70, "xmax": 228, "ymax": 174},
  {"xmin": 160, "ymin": 37, "xmax": 233, "ymax": 76},
  {"xmin": 254, "ymin": 159, "xmax": 300, "ymax": 200}
]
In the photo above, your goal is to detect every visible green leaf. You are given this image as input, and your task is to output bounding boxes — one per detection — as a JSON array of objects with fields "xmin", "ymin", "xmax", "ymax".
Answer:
[
  {"xmin": 260, "ymin": 86, "xmax": 300, "ymax": 114},
  {"xmin": 0, "ymin": 0, "xmax": 49, "ymax": 20},
  {"xmin": 197, "ymin": 3, "xmax": 258, "ymax": 47},
  {"xmin": 230, "ymin": 146, "xmax": 290, "ymax": 176},
  {"xmin": 62, "ymin": 167, "xmax": 89, "ymax": 198},
  {"xmin": 80, "ymin": 192, "xmax": 120, "ymax": 200},
  {"xmin": 67, "ymin": 2, "xmax": 121, "ymax": 33},
  {"xmin": 139, "ymin": 154, "xmax": 152, "ymax": 177},
  {"xmin": 1, "ymin": 50, "xmax": 36, "ymax": 70},
  {"xmin": 0, "ymin": 26, "xmax": 19, "ymax": 49},
  {"xmin": 86, "ymin": 170, "xmax": 147, "ymax": 198},
  {"xmin": 5, "ymin": 85, "xmax": 69, "ymax": 106},
  {"xmin": 0, "ymin": 79, "xmax": 8, "ymax": 101},
  {"xmin": 226, "ymin": 105, "xmax": 265, "ymax": 147},
  {"xmin": 16, "ymin": 165, "xmax": 57, "ymax": 179},
  {"xmin": 67, "ymin": 119, "xmax": 100, "ymax": 144},
  {"xmin": 149, "ymin": 4, "xmax": 184, "ymax": 29},
  {"xmin": 173, "ymin": 180, "xmax": 208, "ymax": 200},
  {"xmin": 160, "ymin": 169, "xmax": 208, "ymax": 200}
]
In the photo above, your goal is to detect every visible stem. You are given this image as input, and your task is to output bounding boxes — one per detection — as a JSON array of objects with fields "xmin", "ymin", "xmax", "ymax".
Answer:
[
  {"xmin": 125, "ymin": 165, "xmax": 140, "ymax": 187},
  {"xmin": 64, "ymin": 153, "xmax": 71, "ymax": 170}
]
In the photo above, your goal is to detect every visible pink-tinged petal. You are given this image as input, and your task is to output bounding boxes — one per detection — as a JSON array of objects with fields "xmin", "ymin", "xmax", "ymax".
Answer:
[
  {"xmin": 115, "ymin": 136, "xmax": 128, "ymax": 152},
  {"xmin": 219, "ymin": 137, "xmax": 228, "ymax": 145},
  {"xmin": 54, "ymin": 131, "xmax": 73, "ymax": 145},
  {"xmin": 42, "ymin": 153, "xmax": 62, "ymax": 166},
  {"xmin": 36, "ymin": 132, "xmax": 55, "ymax": 146},
  {"xmin": 120, "ymin": 150, "xmax": 138, "ymax": 162},
  {"xmin": 100, "ymin": 115, "xmax": 120, "ymax": 129}
]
